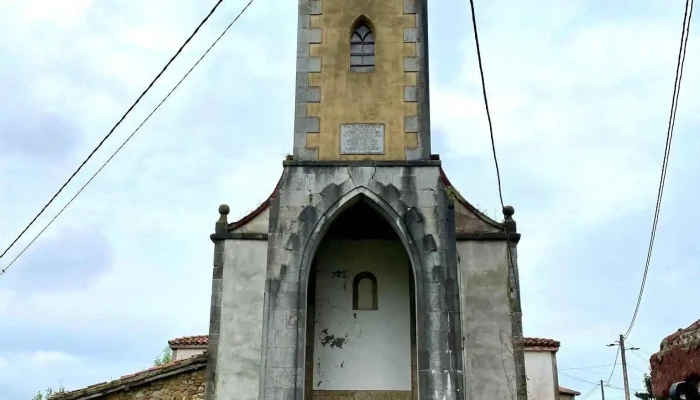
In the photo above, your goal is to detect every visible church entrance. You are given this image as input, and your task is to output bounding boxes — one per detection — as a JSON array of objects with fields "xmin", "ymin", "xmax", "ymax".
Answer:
[{"xmin": 304, "ymin": 196, "xmax": 417, "ymax": 400}]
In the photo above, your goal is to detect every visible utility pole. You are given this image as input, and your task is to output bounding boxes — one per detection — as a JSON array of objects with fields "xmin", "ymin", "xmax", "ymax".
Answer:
[
  {"xmin": 607, "ymin": 335, "xmax": 639, "ymax": 400},
  {"xmin": 619, "ymin": 334, "xmax": 631, "ymax": 400},
  {"xmin": 600, "ymin": 380, "xmax": 606, "ymax": 400}
]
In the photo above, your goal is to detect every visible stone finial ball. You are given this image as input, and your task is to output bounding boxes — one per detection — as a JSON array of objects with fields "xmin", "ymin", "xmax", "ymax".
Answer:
[
  {"xmin": 503, "ymin": 205, "xmax": 515, "ymax": 216},
  {"xmin": 218, "ymin": 204, "xmax": 230, "ymax": 215}
]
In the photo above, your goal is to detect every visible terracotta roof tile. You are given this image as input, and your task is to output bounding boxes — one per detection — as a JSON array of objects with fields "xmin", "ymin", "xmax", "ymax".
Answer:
[
  {"xmin": 51, "ymin": 352, "xmax": 207, "ymax": 400},
  {"xmin": 168, "ymin": 335, "xmax": 209, "ymax": 346},
  {"xmin": 523, "ymin": 337, "xmax": 561, "ymax": 348},
  {"xmin": 559, "ymin": 386, "xmax": 581, "ymax": 395}
]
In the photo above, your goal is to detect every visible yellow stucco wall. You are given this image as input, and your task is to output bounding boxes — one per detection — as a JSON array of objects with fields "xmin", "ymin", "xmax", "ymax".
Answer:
[{"xmin": 305, "ymin": 0, "xmax": 418, "ymax": 160}]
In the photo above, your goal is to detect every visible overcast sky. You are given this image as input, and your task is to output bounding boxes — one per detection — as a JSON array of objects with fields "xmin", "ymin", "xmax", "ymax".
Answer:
[{"xmin": 1, "ymin": 1, "xmax": 699, "ymax": 399}]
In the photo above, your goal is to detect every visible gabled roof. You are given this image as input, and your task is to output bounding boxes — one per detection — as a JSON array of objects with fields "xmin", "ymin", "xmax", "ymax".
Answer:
[
  {"xmin": 523, "ymin": 337, "xmax": 561, "ymax": 349},
  {"xmin": 168, "ymin": 334, "xmax": 209, "ymax": 347},
  {"xmin": 51, "ymin": 352, "xmax": 207, "ymax": 400},
  {"xmin": 227, "ymin": 161, "xmax": 506, "ymax": 234},
  {"xmin": 559, "ymin": 386, "xmax": 581, "ymax": 396}
]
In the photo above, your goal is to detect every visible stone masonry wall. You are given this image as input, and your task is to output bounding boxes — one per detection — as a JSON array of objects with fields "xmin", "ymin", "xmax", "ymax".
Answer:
[
  {"xmin": 53, "ymin": 367, "xmax": 205, "ymax": 400},
  {"xmin": 102, "ymin": 370, "xmax": 204, "ymax": 400}
]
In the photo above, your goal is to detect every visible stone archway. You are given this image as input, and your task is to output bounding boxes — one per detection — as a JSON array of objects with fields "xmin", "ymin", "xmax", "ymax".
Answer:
[{"xmin": 303, "ymin": 195, "xmax": 417, "ymax": 399}]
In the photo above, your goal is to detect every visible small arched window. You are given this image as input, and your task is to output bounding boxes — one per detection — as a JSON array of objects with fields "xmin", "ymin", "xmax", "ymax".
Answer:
[
  {"xmin": 352, "ymin": 272, "xmax": 378, "ymax": 310},
  {"xmin": 350, "ymin": 24, "xmax": 375, "ymax": 72}
]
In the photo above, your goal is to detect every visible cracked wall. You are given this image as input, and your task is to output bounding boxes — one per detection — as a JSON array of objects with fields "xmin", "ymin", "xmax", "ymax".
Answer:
[{"xmin": 312, "ymin": 240, "xmax": 412, "ymax": 392}]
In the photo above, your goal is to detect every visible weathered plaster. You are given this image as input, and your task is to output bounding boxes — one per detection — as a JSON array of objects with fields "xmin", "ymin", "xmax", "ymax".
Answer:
[
  {"xmin": 259, "ymin": 162, "xmax": 463, "ymax": 400},
  {"xmin": 313, "ymin": 240, "xmax": 412, "ymax": 391},
  {"xmin": 232, "ymin": 207, "xmax": 270, "ymax": 234},
  {"xmin": 457, "ymin": 240, "xmax": 517, "ymax": 400},
  {"xmin": 524, "ymin": 350, "xmax": 557, "ymax": 400},
  {"xmin": 207, "ymin": 239, "xmax": 268, "ymax": 400}
]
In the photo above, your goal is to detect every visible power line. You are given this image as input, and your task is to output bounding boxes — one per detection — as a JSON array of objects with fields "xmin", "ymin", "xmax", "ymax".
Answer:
[
  {"xmin": 467, "ymin": 1, "xmax": 526, "ymax": 393},
  {"xmin": 560, "ymin": 371, "xmax": 601, "ymax": 386},
  {"xmin": 607, "ymin": 347, "xmax": 620, "ymax": 384},
  {"xmin": 629, "ymin": 350, "xmax": 650, "ymax": 365},
  {"xmin": 623, "ymin": 0, "xmax": 694, "ymax": 339},
  {"xmin": 0, "ymin": 0, "xmax": 257, "ymax": 277},
  {"xmin": 0, "ymin": 0, "xmax": 226, "ymax": 264},
  {"xmin": 580, "ymin": 384, "xmax": 601, "ymax": 400},
  {"xmin": 560, "ymin": 363, "xmax": 620, "ymax": 371}
]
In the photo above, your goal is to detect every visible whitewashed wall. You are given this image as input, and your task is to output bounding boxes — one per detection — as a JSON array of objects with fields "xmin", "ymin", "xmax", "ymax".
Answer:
[
  {"xmin": 172, "ymin": 347, "xmax": 206, "ymax": 361},
  {"xmin": 525, "ymin": 350, "xmax": 556, "ymax": 400},
  {"xmin": 313, "ymin": 240, "xmax": 412, "ymax": 390}
]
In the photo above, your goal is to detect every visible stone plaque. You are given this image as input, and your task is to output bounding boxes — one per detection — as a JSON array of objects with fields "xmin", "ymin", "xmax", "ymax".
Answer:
[{"xmin": 340, "ymin": 124, "xmax": 385, "ymax": 155}]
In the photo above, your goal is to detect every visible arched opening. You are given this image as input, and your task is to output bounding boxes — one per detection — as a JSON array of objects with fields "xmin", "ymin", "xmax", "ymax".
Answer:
[
  {"xmin": 305, "ymin": 196, "xmax": 416, "ymax": 400},
  {"xmin": 349, "ymin": 16, "xmax": 375, "ymax": 72}
]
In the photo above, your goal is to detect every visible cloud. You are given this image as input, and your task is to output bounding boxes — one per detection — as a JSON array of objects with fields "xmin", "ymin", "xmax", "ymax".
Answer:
[
  {"xmin": 1, "ymin": 0, "xmax": 699, "ymax": 399},
  {"xmin": 2, "ymin": 226, "xmax": 112, "ymax": 293}
]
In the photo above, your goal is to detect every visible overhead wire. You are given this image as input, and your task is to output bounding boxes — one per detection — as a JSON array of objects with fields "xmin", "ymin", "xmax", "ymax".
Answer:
[
  {"xmin": 606, "ymin": 347, "xmax": 620, "ymax": 384},
  {"xmin": 623, "ymin": 0, "xmax": 694, "ymax": 339},
  {"xmin": 559, "ymin": 363, "xmax": 620, "ymax": 371},
  {"xmin": 579, "ymin": 384, "xmax": 600, "ymax": 400},
  {"xmin": 0, "ymin": 0, "xmax": 227, "ymax": 264},
  {"xmin": 0, "ymin": 0, "xmax": 257, "ymax": 277}
]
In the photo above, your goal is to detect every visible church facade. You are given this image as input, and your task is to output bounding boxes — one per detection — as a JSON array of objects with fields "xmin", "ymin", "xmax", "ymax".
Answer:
[{"xmin": 205, "ymin": 1, "xmax": 525, "ymax": 400}]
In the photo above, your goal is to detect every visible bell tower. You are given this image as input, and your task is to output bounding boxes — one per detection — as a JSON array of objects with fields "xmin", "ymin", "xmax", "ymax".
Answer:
[
  {"xmin": 204, "ymin": 1, "xmax": 525, "ymax": 400},
  {"xmin": 293, "ymin": 0, "xmax": 431, "ymax": 160}
]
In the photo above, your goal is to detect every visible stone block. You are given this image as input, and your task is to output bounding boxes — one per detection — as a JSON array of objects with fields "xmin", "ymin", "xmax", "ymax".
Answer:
[
  {"xmin": 404, "ymin": 0, "xmax": 417, "ymax": 14},
  {"xmin": 298, "ymin": 28, "xmax": 322, "ymax": 44},
  {"xmin": 297, "ymin": 57, "xmax": 321, "ymax": 73},
  {"xmin": 404, "ymin": 27, "xmax": 419, "ymax": 43},
  {"xmin": 296, "ymin": 86, "xmax": 321, "ymax": 103},
  {"xmin": 404, "ymin": 56, "xmax": 421, "ymax": 72},
  {"xmin": 404, "ymin": 86, "xmax": 418, "ymax": 102},
  {"xmin": 404, "ymin": 115, "xmax": 419, "ymax": 133}
]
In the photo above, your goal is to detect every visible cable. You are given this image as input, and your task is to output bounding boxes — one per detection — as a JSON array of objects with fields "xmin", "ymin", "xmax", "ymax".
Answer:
[
  {"xmin": 624, "ymin": 0, "xmax": 694, "ymax": 339},
  {"xmin": 0, "ymin": 0, "xmax": 227, "ymax": 263},
  {"xmin": 629, "ymin": 349, "xmax": 649, "ymax": 363},
  {"xmin": 467, "ymin": 2, "xmax": 527, "ymax": 391},
  {"xmin": 467, "ymin": 0, "xmax": 504, "ymax": 208},
  {"xmin": 626, "ymin": 342, "xmax": 653, "ymax": 357},
  {"xmin": 580, "ymin": 384, "xmax": 600, "ymax": 400},
  {"xmin": 560, "ymin": 363, "xmax": 620, "ymax": 371},
  {"xmin": 0, "ymin": 0, "xmax": 257, "ymax": 277},
  {"xmin": 559, "ymin": 371, "xmax": 600, "ymax": 386},
  {"xmin": 606, "ymin": 347, "xmax": 620, "ymax": 384}
]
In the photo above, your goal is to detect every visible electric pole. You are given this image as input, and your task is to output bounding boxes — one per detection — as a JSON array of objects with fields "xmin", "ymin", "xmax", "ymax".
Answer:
[
  {"xmin": 619, "ymin": 334, "xmax": 631, "ymax": 400},
  {"xmin": 607, "ymin": 335, "xmax": 639, "ymax": 400},
  {"xmin": 600, "ymin": 380, "xmax": 606, "ymax": 400}
]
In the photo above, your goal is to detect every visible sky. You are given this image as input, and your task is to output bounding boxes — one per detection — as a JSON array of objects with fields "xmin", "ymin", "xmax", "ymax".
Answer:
[{"xmin": 0, "ymin": 0, "xmax": 698, "ymax": 399}]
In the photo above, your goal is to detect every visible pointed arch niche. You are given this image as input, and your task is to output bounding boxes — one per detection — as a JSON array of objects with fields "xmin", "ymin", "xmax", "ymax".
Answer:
[
  {"xmin": 304, "ymin": 195, "xmax": 416, "ymax": 399},
  {"xmin": 349, "ymin": 16, "xmax": 376, "ymax": 72}
]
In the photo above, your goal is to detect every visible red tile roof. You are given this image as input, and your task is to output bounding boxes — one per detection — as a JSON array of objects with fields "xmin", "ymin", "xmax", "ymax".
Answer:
[
  {"xmin": 523, "ymin": 337, "xmax": 561, "ymax": 348},
  {"xmin": 168, "ymin": 335, "xmax": 209, "ymax": 347},
  {"xmin": 559, "ymin": 386, "xmax": 581, "ymax": 396},
  {"xmin": 51, "ymin": 352, "xmax": 207, "ymax": 400}
]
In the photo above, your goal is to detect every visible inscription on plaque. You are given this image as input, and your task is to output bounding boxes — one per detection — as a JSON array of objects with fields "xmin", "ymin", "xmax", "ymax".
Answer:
[{"xmin": 340, "ymin": 124, "xmax": 385, "ymax": 155}]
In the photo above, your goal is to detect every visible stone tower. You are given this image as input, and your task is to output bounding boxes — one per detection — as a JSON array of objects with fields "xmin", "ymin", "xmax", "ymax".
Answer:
[{"xmin": 204, "ymin": 1, "xmax": 525, "ymax": 400}]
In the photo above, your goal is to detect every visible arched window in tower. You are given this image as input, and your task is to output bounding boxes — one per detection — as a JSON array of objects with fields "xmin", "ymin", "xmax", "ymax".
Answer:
[
  {"xmin": 350, "ymin": 24, "xmax": 375, "ymax": 72},
  {"xmin": 352, "ymin": 272, "xmax": 378, "ymax": 310}
]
